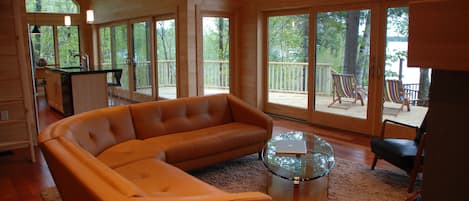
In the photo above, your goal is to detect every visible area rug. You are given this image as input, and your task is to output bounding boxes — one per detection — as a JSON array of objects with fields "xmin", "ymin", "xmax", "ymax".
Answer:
[{"xmin": 40, "ymin": 155, "xmax": 420, "ymax": 201}]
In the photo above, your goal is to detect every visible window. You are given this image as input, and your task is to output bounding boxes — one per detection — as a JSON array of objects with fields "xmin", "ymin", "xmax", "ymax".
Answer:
[
  {"xmin": 30, "ymin": 26, "xmax": 55, "ymax": 66},
  {"xmin": 30, "ymin": 25, "xmax": 80, "ymax": 68},
  {"xmin": 57, "ymin": 26, "xmax": 80, "ymax": 67},
  {"xmin": 202, "ymin": 16, "xmax": 230, "ymax": 95},
  {"xmin": 267, "ymin": 14, "xmax": 309, "ymax": 109},
  {"xmin": 156, "ymin": 19, "xmax": 177, "ymax": 99},
  {"xmin": 132, "ymin": 21, "xmax": 152, "ymax": 95},
  {"xmin": 99, "ymin": 25, "xmax": 129, "ymax": 90},
  {"xmin": 25, "ymin": 0, "xmax": 79, "ymax": 13},
  {"xmin": 382, "ymin": 7, "xmax": 429, "ymax": 126},
  {"xmin": 314, "ymin": 9, "xmax": 371, "ymax": 119}
]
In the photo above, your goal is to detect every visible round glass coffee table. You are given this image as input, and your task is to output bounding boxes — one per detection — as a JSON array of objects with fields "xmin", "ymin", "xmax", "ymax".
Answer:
[{"xmin": 261, "ymin": 131, "xmax": 335, "ymax": 201}]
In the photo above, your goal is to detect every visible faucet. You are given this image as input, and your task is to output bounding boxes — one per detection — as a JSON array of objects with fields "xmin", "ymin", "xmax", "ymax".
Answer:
[{"xmin": 73, "ymin": 52, "xmax": 90, "ymax": 70}]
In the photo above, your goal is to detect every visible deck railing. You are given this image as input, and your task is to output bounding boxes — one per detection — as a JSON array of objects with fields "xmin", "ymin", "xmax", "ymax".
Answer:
[
  {"xmin": 204, "ymin": 60, "xmax": 229, "ymax": 89},
  {"xmin": 403, "ymin": 83, "xmax": 428, "ymax": 106},
  {"xmin": 268, "ymin": 62, "xmax": 332, "ymax": 95},
  {"xmin": 102, "ymin": 61, "xmax": 333, "ymax": 95}
]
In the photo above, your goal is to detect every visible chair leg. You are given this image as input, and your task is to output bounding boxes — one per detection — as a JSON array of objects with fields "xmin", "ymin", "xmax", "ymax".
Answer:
[
  {"xmin": 371, "ymin": 155, "xmax": 378, "ymax": 170},
  {"xmin": 406, "ymin": 99, "xmax": 411, "ymax": 111},
  {"xmin": 408, "ymin": 166, "xmax": 420, "ymax": 193},
  {"xmin": 358, "ymin": 94, "xmax": 364, "ymax": 106},
  {"xmin": 258, "ymin": 152, "xmax": 262, "ymax": 160}
]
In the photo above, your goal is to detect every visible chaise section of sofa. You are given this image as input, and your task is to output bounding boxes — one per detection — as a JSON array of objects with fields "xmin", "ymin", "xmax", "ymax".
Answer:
[{"xmin": 39, "ymin": 94, "xmax": 272, "ymax": 201}]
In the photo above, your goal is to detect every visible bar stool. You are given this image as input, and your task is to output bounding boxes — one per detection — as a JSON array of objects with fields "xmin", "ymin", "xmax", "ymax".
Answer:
[{"xmin": 107, "ymin": 70, "xmax": 122, "ymax": 106}]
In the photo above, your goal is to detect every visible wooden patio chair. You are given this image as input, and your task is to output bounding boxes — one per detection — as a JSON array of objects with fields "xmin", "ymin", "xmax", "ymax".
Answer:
[
  {"xmin": 383, "ymin": 79, "xmax": 410, "ymax": 116},
  {"xmin": 328, "ymin": 72, "xmax": 364, "ymax": 109}
]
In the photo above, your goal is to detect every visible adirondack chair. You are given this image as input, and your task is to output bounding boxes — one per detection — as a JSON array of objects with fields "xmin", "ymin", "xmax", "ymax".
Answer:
[
  {"xmin": 328, "ymin": 72, "xmax": 365, "ymax": 109},
  {"xmin": 383, "ymin": 79, "xmax": 411, "ymax": 115}
]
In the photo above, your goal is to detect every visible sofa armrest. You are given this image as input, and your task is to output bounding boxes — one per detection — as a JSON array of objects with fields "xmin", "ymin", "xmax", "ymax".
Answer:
[{"xmin": 227, "ymin": 95, "xmax": 273, "ymax": 141}]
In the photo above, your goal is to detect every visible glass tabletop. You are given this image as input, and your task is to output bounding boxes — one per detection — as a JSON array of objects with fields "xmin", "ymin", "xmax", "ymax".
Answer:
[{"xmin": 261, "ymin": 131, "xmax": 335, "ymax": 183}]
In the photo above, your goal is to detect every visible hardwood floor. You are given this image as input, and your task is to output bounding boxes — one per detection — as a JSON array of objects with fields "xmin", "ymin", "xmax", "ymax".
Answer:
[{"xmin": 0, "ymin": 96, "xmax": 397, "ymax": 201}]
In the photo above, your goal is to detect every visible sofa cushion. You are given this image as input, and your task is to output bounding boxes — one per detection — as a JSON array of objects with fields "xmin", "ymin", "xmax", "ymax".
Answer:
[
  {"xmin": 114, "ymin": 158, "xmax": 225, "ymax": 197},
  {"xmin": 96, "ymin": 140, "xmax": 165, "ymax": 169},
  {"xmin": 144, "ymin": 122, "xmax": 267, "ymax": 164},
  {"xmin": 130, "ymin": 94, "xmax": 233, "ymax": 139},
  {"xmin": 57, "ymin": 106, "xmax": 136, "ymax": 156}
]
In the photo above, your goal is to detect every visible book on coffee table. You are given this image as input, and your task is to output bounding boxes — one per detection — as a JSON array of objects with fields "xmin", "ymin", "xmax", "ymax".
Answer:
[{"xmin": 274, "ymin": 140, "xmax": 307, "ymax": 154}]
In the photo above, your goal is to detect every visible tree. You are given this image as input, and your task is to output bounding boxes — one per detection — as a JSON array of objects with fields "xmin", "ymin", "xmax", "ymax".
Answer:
[{"xmin": 343, "ymin": 10, "xmax": 360, "ymax": 76}]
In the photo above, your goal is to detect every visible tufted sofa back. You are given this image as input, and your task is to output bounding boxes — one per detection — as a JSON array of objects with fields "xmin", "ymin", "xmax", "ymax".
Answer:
[
  {"xmin": 130, "ymin": 94, "xmax": 233, "ymax": 139},
  {"xmin": 50, "ymin": 106, "xmax": 137, "ymax": 156}
]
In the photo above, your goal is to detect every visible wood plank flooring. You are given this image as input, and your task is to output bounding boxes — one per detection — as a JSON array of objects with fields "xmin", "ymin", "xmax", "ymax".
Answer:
[{"xmin": 0, "ymin": 96, "xmax": 398, "ymax": 201}]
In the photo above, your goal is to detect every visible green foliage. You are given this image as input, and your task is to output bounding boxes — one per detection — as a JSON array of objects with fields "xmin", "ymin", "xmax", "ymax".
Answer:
[
  {"xmin": 156, "ymin": 19, "xmax": 177, "ymax": 88},
  {"xmin": 30, "ymin": 25, "xmax": 80, "ymax": 67},
  {"xmin": 30, "ymin": 25, "xmax": 55, "ymax": 65},
  {"xmin": 203, "ymin": 17, "xmax": 229, "ymax": 61},
  {"xmin": 268, "ymin": 14, "xmax": 309, "ymax": 63},
  {"xmin": 26, "ymin": 0, "xmax": 79, "ymax": 13},
  {"xmin": 57, "ymin": 26, "xmax": 80, "ymax": 67}
]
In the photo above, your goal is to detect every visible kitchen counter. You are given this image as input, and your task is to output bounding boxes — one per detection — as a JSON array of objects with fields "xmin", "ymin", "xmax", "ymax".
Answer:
[
  {"xmin": 45, "ymin": 66, "xmax": 122, "ymax": 75},
  {"xmin": 44, "ymin": 67, "xmax": 122, "ymax": 116}
]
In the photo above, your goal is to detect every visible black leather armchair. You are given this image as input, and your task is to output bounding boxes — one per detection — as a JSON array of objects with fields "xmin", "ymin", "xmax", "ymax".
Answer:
[{"xmin": 370, "ymin": 115, "xmax": 427, "ymax": 193}]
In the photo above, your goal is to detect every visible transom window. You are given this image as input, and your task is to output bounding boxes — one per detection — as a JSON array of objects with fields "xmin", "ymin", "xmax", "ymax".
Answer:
[{"xmin": 25, "ymin": 0, "xmax": 79, "ymax": 14}]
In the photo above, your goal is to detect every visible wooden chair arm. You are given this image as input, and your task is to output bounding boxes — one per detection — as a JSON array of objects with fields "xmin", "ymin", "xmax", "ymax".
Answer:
[{"xmin": 379, "ymin": 119, "xmax": 419, "ymax": 139}]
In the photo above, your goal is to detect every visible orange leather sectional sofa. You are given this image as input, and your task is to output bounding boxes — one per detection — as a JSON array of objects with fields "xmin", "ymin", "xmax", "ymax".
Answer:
[{"xmin": 39, "ymin": 94, "xmax": 273, "ymax": 201}]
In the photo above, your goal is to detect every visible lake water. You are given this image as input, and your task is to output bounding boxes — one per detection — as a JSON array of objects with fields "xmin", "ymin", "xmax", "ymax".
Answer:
[{"xmin": 386, "ymin": 41, "xmax": 431, "ymax": 84}]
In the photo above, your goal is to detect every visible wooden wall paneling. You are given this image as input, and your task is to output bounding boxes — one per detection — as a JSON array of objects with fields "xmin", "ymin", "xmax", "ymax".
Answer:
[
  {"xmin": 0, "ymin": 79, "xmax": 24, "ymax": 98},
  {"xmin": 0, "ymin": 56, "xmax": 21, "ymax": 80},
  {"xmin": 177, "ymin": 0, "xmax": 198, "ymax": 97},
  {"xmin": 77, "ymin": 0, "xmax": 95, "ymax": 69},
  {"xmin": 195, "ymin": 3, "xmax": 204, "ymax": 95},
  {"xmin": 91, "ymin": 0, "xmax": 178, "ymax": 24},
  {"xmin": 0, "ymin": 0, "xmax": 36, "ymax": 163},
  {"xmin": 407, "ymin": 0, "xmax": 469, "ymax": 71},
  {"xmin": 0, "ymin": 100, "xmax": 26, "ymax": 120},
  {"xmin": 26, "ymin": 14, "xmax": 82, "ymax": 26},
  {"xmin": 0, "ymin": 16, "xmax": 17, "ymax": 56},
  {"xmin": 149, "ymin": 18, "xmax": 158, "ymax": 99},
  {"xmin": 423, "ymin": 70, "xmax": 468, "ymax": 201},
  {"xmin": 0, "ymin": 122, "xmax": 29, "ymax": 144}
]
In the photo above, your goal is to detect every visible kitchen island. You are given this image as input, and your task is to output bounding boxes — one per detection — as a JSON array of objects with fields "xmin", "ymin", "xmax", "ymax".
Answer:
[{"xmin": 44, "ymin": 67, "xmax": 122, "ymax": 116}]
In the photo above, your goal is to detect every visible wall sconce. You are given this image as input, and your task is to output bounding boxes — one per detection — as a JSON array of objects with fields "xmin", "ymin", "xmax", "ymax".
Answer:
[
  {"xmin": 64, "ymin": 15, "xmax": 71, "ymax": 26},
  {"xmin": 86, "ymin": 10, "xmax": 94, "ymax": 23}
]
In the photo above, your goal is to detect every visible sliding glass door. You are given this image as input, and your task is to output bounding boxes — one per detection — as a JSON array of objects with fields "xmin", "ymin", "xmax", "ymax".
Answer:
[
  {"xmin": 267, "ymin": 13, "xmax": 309, "ymax": 109},
  {"xmin": 156, "ymin": 19, "xmax": 177, "ymax": 99},
  {"xmin": 314, "ymin": 9, "xmax": 371, "ymax": 119},
  {"xmin": 131, "ymin": 21, "xmax": 152, "ymax": 96},
  {"xmin": 382, "ymin": 7, "xmax": 429, "ymax": 126}
]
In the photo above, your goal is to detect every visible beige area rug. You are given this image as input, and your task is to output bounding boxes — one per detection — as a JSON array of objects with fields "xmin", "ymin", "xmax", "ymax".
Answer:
[{"xmin": 41, "ymin": 155, "xmax": 420, "ymax": 201}]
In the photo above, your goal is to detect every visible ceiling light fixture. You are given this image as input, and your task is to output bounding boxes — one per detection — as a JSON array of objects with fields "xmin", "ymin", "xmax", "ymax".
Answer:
[
  {"xmin": 64, "ymin": 15, "xmax": 71, "ymax": 26},
  {"xmin": 86, "ymin": 10, "xmax": 94, "ymax": 23}
]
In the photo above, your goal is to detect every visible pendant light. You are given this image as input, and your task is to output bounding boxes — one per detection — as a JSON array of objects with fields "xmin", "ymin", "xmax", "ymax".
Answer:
[
  {"xmin": 31, "ymin": 14, "xmax": 40, "ymax": 34},
  {"xmin": 86, "ymin": 10, "xmax": 94, "ymax": 23},
  {"xmin": 64, "ymin": 15, "xmax": 71, "ymax": 26}
]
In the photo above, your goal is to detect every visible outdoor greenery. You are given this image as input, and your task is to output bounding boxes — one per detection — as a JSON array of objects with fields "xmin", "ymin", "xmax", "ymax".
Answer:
[
  {"xmin": 156, "ymin": 19, "xmax": 177, "ymax": 97},
  {"xmin": 28, "ymin": 0, "xmax": 80, "ymax": 67},
  {"xmin": 203, "ymin": 17, "xmax": 230, "ymax": 90},
  {"xmin": 31, "ymin": 26, "xmax": 55, "ymax": 66},
  {"xmin": 26, "ymin": 0, "xmax": 78, "ymax": 13},
  {"xmin": 30, "ymin": 25, "xmax": 80, "ymax": 67}
]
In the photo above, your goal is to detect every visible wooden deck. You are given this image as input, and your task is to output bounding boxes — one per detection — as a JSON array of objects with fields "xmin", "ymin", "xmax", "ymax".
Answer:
[{"xmin": 148, "ymin": 87, "xmax": 427, "ymax": 126}]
